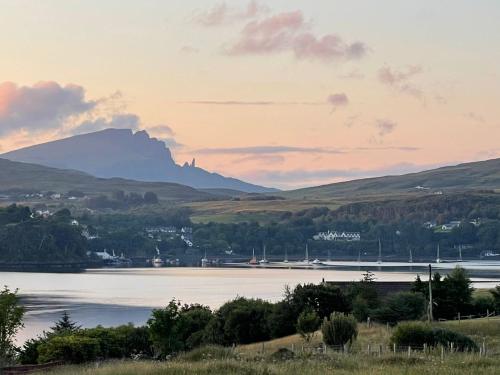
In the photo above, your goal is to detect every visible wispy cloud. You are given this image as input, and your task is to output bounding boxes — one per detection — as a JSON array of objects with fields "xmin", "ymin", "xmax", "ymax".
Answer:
[
  {"xmin": 327, "ymin": 93, "xmax": 349, "ymax": 111},
  {"xmin": 463, "ymin": 112, "xmax": 485, "ymax": 123},
  {"xmin": 181, "ymin": 100, "xmax": 325, "ymax": 106},
  {"xmin": 224, "ymin": 10, "xmax": 368, "ymax": 62},
  {"xmin": 243, "ymin": 162, "xmax": 444, "ymax": 189},
  {"xmin": 195, "ymin": 145, "xmax": 344, "ymax": 155},
  {"xmin": 375, "ymin": 119, "xmax": 397, "ymax": 137},
  {"xmin": 194, "ymin": 1, "xmax": 267, "ymax": 27},
  {"xmin": 378, "ymin": 65, "xmax": 424, "ymax": 99}
]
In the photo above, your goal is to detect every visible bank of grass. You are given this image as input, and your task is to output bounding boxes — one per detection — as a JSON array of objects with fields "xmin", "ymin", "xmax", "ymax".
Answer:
[{"xmin": 47, "ymin": 319, "xmax": 500, "ymax": 374}]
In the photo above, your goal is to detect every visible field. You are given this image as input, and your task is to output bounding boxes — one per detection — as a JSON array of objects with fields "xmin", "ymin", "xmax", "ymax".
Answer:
[
  {"xmin": 185, "ymin": 199, "xmax": 341, "ymax": 224},
  {"xmin": 48, "ymin": 318, "xmax": 500, "ymax": 375}
]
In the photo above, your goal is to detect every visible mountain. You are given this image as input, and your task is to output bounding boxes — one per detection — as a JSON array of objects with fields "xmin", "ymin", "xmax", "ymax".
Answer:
[
  {"xmin": 1, "ymin": 129, "xmax": 276, "ymax": 193},
  {"xmin": 282, "ymin": 158, "xmax": 500, "ymax": 199},
  {"xmin": 0, "ymin": 158, "xmax": 213, "ymax": 201}
]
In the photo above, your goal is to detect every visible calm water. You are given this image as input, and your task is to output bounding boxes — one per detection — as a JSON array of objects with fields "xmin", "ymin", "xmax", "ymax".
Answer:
[{"xmin": 2, "ymin": 264, "xmax": 499, "ymax": 343}]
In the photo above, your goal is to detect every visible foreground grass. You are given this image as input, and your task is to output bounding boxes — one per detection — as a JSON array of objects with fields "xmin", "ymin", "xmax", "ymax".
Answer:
[
  {"xmin": 49, "ymin": 354, "xmax": 500, "ymax": 375},
  {"xmin": 48, "ymin": 318, "xmax": 500, "ymax": 374}
]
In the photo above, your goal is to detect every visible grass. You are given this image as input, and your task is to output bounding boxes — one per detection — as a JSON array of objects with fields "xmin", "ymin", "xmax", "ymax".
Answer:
[{"xmin": 47, "ymin": 319, "xmax": 500, "ymax": 374}]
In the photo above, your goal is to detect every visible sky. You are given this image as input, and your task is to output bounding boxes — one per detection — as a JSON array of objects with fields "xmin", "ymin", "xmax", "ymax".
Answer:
[{"xmin": 0, "ymin": 0, "xmax": 499, "ymax": 190}]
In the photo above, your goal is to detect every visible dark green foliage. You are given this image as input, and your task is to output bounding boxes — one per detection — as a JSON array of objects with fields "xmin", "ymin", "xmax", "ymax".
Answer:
[
  {"xmin": 204, "ymin": 297, "xmax": 273, "ymax": 345},
  {"xmin": 268, "ymin": 300, "xmax": 297, "ymax": 338},
  {"xmin": 491, "ymin": 286, "xmax": 500, "ymax": 312},
  {"xmin": 412, "ymin": 267, "xmax": 474, "ymax": 319},
  {"xmin": 321, "ymin": 313, "xmax": 358, "ymax": 347},
  {"xmin": 0, "ymin": 206, "xmax": 88, "ymax": 263},
  {"xmin": 291, "ymin": 283, "xmax": 350, "ymax": 319},
  {"xmin": 147, "ymin": 300, "xmax": 214, "ymax": 357},
  {"xmin": 0, "ymin": 286, "xmax": 25, "ymax": 365},
  {"xmin": 296, "ymin": 308, "xmax": 320, "ymax": 342},
  {"xmin": 18, "ymin": 338, "xmax": 45, "ymax": 365},
  {"xmin": 472, "ymin": 294, "xmax": 495, "ymax": 315},
  {"xmin": 37, "ymin": 335, "xmax": 100, "ymax": 364},
  {"xmin": 372, "ymin": 292, "xmax": 426, "ymax": 324},
  {"xmin": 50, "ymin": 311, "xmax": 81, "ymax": 335},
  {"xmin": 390, "ymin": 322, "xmax": 478, "ymax": 351}
]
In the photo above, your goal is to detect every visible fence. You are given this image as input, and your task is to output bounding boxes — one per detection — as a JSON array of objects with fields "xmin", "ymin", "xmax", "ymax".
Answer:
[{"xmin": 1, "ymin": 362, "xmax": 63, "ymax": 375}]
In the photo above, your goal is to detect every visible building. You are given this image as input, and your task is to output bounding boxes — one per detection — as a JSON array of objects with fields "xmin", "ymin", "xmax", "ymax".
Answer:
[{"xmin": 313, "ymin": 231, "xmax": 361, "ymax": 241}]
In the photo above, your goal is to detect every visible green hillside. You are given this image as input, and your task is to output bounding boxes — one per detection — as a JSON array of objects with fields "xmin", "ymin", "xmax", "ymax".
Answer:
[
  {"xmin": 283, "ymin": 158, "xmax": 500, "ymax": 199},
  {"xmin": 0, "ymin": 158, "xmax": 213, "ymax": 201}
]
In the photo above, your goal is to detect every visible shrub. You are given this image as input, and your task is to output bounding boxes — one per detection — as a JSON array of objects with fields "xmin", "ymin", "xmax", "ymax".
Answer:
[
  {"xmin": 321, "ymin": 312, "xmax": 357, "ymax": 347},
  {"xmin": 390, "ymin": 322, "xmax": 433, "ymax": 348},
  {"xmin": 390, "ymin": 322, "xmax": 478, "ymax": 351},
  {"xmin": 37, "ymin": 335, "xmax": 99, "ymax": 364},
  {"xmin": 372, "ymin": 292, "xmax": 426, "ymax": 324},
  {"xmin": 177, "ymin": 345, "xmax": 234, "ymax": 362},
  {"xmin": 291, "ymin": 284, "xmax": 350, "ymax": 319},
  {"xmin": 296, "ymin": 309, "xmax": 320, "ymax": 342},
  {"xmin": 204, "ymin": 297, "xmax": 273, "ymax": 345},
  {"xmin": 472, "ymin": 295, "xmax": 495, "ymax": 315}
]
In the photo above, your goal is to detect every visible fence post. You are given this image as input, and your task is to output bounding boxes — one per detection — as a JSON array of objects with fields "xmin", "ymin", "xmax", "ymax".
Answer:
[
  {"xmin": 291, "ymin": 343, "xmax": 295, "ymax": 352},
  {"xmin": 378, "ymin": 344, "xmax": 382, "ymax": 357},
  {"xmin": 441, "ymin": 346, "xmax": 444, "ymax": 361},
  {"xmin": 262, "ymin": 342, "xmax": 265, "ymax": 354},
  {"xmin": 487, "ymin": 309, "xmax": 489, "ymax": 321},
  {"xmin": 450, "ymin": 342, "xmax": 454, "ymax": 353},
  {"xmin": 482, "ymin": 340, "xmax": 486, "ymax": 356},
  {"xmin": 343, "ymin": 344, "xmax": 348, "ymax": 355},
  {"xmin": 407, "ymin": 346, "xmax": 411, "ymax": 358},
  {"xmin": 458, "ymin": 312, "xmax": 461, "ymax": 324},
  {"xmin": 393, "ymin": 343, "xmax": 396, "ymax": 354},
  {"xmin": 423, "ymin": 343, "xmax": 427, "ymax": 354},
  {"xmin": 367, "ymin": 344, "xmax": 371, "ymax": 355}
]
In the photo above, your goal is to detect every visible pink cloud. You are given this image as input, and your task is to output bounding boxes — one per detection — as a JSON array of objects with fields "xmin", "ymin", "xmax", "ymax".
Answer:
[
  {"xmin": 378, "ymin": 65, "xmax": 424, "ymax": 99},
  {"xmin": 327, "ymin": 93, "xmax": 349, "ymax": 111},
  {"xmin": 225, "ymin": 10, "xmax": 368, "ymax": 62},
  {"xmin": 195, "ymin": 1, "xmax": 267, "ymax": 27}
]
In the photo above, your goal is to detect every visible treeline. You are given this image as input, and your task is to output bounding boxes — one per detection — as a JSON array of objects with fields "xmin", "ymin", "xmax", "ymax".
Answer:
[
  {"xmin": 0, "ymin": 205, "xmax": 88, "ymax": 263},
  {"xmin": 86, "ymin": 190, "xmax": 159, "ymax": 210},
  {"xmin": 6, "ymin": 269, "xmax": 499, "ymax": 364}
]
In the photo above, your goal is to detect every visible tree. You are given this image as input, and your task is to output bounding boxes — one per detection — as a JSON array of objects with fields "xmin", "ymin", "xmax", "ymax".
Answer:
[
  {"xmin": 50, "ymin": 311, "xmax": 81, "ymax": 335},
  {"xmin": 321, "ymin": 312, "xmax": 357, "ymax": 347},
  {"xmin": 372, "ymin": 292, "xmax": 426, "ymax": 324},
  {"xmin": 0, "ymin": 287, "xmax": 25, "ymax": 365},
  {"xmin": 296, "ymin": 308, "xmax": 320, "ymax": 342},
  {"xmin": 291, "ymin": 283, "xmax": 350, "ymax": 319},
  {"xmin": 147, "ymin": 300, "xmax": 182, "ymax": 357},
  {"xmin": 491, "ymin": 285, "xmax": 500, "ymax": 312},
  {"xmin": 143, "ymin": 192, "xmax": 159, "ymax": 204}
]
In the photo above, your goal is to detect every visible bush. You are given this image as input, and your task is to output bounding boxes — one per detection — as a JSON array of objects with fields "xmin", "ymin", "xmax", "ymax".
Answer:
[
  {"xmin": 37, "ymin": 335, "xmax": 100, "ymax": 364},
  {"xmin": 390, "ymin": 322, "xmax": 478, "ymax": 351},
  {"xmin": 321, "ymin": 312, "xmax": 357, "ymax": 347},
  {"xmin": 177, "ymin": 345, "xmax": 234, "ymax": 362},
  {"xmin": 390, "ymin": 322, "xmax": 433, "ymax": 348},
  {"xmin": 372, "ymin": 292, "xmax": 426, "ymax": 324},
  {"xmin": 296, "ymin": 309, "xmax": 320, "ymax": 342},
  {"xmin": 204, "ymin": 298, "xmax": 273, "ymax": 345},
  {"xmin": 472, "ymin": 295, "xmax": 495, "ymax": 315}
]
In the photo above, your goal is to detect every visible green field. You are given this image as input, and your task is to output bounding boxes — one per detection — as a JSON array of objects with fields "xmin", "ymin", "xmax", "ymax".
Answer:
[{"xmin": 47, "ymin": 318, "xmax": 500, "ymax": 375}]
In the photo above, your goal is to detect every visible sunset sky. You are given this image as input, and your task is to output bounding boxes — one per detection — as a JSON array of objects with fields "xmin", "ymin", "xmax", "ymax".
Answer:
[{"xmin": 1, "ymin": 0, "xmax": 499, "ymax": 189}]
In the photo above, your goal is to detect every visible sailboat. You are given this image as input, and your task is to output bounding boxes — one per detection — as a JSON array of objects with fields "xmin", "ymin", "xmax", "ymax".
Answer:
[
  {"xmin": 249, "ymin": 248, "xmax": 258, "ymax": 265},
  {"xmin": 201, "ymin": 250, "xmax": 209, "ymax": 266},
  {"xmin": 377, "ymin": 239, "xmax": 382, "ymax": 264},
  {"xmin": 436, "ymin": 244, "xmax": 441, "ymax": 263},
  {"xmin": 259, "ymin": 245, "xmax": 269, "ymax": 264},
  {"xmin": 283, "ymin": 248, "xmax": 289, "ymax": 263},
  {"xmin": 458, "ymin": 244, "xmax": 463, "ymax": 262},
  {"xmin": 152, "ymin": 246, "xmax": 164, "ymax": 267},
  {"xmin": 304, "ymin": 244, "xmax": 310, "ymax": 264}
]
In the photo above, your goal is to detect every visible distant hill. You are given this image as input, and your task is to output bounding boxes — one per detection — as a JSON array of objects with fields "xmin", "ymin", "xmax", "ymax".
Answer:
[
  {"xmin": 0, "ymin": 158, "xmax": 213, "ymax": 201},
  {"xmin": 1, "ymin": 128, "xmax": 276, "ymax": 193},
  {"xmin": 283, "ymin": 158, "xmax": 500, "ymax": 199}
]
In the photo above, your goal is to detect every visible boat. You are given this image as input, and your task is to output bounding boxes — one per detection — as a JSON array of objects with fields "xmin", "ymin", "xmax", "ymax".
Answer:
[
  {"xmin": 249, "ymin": 248, "xmax": 258, "ymax": 265},
  {"xmin": 312, "ymin": 258, "xmax": 323, "ymax": 266},
  {"xmin": 436, "ymin": 244, "xmax": 441, "ymax": 263},
  {"xmin": 377, "ymin": 239, "xmax": 382, "ymax": 264},
  {"xmin": 259, "ymin": 245, "xmax": 269, "ymax": 264},
  {"xmin": 283, "ymin": 248, "xmax": 289, "ymax": 263},
  {"xmin": 201, "ymin": 250, "xmax": 209, "ymax": 266},
  {"xmin": 152, "ymin": 247, "xmax": 164, "ymax": 267}
]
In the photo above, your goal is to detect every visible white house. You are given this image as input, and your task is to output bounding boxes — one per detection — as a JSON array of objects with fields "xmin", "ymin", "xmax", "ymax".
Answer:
[{"xmin": 313, "ymin": 231, "xmax": 361, "ymax": 241}]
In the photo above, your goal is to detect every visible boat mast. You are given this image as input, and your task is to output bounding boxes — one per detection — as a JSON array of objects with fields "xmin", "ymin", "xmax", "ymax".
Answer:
[
  {"xmin": 458, "ymin": 244, "xmax": 463, "ymax": 261},
  {"xmin": 377, "ymin": 239, "xmax": 382, "ymax": 263},
  {"xmin": 305, "ymin": 243, "xmax": 309, "ymax": 263},
  {"xmin": 409, "ymin": 248, "xmax": 413, "ymax": 263},
  {"xmin": 284, "ymin": 248, "xmax": 288, "ymax": 262},
  {"xmin": 436, "ymin": 244, "xmax": 441, "ymax": 263}
]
